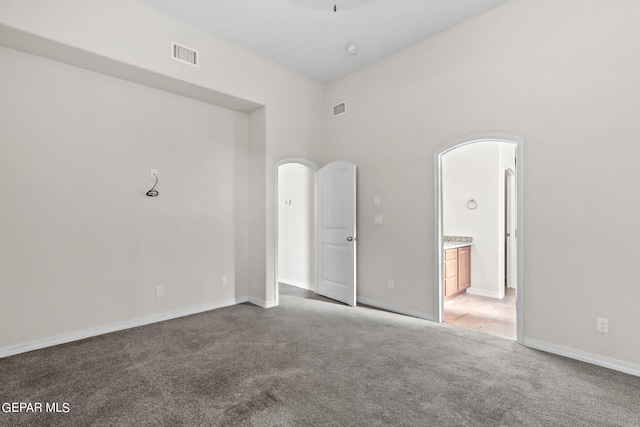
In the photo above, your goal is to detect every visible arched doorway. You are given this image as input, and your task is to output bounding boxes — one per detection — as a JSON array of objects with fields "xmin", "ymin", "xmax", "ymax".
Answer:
[
  {"xmin": 274, "ymin": 158, "xmax": 357, "ymax": 307},
  {"xmin": 275, "ymin": 158, "xmax": 319, "ymax": 306},
  {"xmin": 434, "ymin": 135, "xmax": 524, "ymax": 343}
]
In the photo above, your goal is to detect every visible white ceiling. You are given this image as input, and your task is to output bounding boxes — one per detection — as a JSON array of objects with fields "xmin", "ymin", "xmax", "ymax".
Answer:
[{"xmin": 136, "ymin": 0, "xmax": 511, "ymax": 83}]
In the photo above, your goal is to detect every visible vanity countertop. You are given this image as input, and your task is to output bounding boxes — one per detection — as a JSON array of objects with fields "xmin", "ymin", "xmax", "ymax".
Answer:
[{"xmin": 443, "ymin": 242, "xmax": 473, "ymax": 250}]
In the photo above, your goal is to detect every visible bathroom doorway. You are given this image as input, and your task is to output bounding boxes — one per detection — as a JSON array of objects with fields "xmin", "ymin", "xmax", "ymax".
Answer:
[{"xmin": 434, "ymin": 135, "xmax": 524, "ymax": 343}]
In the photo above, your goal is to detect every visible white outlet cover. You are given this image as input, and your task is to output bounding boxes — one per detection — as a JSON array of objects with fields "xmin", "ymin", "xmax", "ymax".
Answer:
[
  {"xmin": 596, "ymin": 317, "xmax": 608, "ymax": 333},
  {"xmin": 374, "ymin": 215, "xmax": 383, "ymax": 224}
]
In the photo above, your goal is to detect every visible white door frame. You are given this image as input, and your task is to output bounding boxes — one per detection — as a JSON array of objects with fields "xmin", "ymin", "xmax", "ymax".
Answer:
[
  {"xmin": 433, "ymin": 134, "xmax": 525, "ymax": 344},
  {"xmin": 274, "ymin": 158, "xmax": 320, "ymax": 307},
  {"xmin": 504, "ymin": 167, "xmax": 517, "ymax": 290}
]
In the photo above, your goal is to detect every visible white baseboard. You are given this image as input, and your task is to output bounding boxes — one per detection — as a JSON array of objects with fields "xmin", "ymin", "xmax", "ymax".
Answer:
[
  {"xmin": 0, "ymin": 297, "xmax": 248, "ymax": 359},
  {"xmin": 247, "ymin": 297, "xmax": 277, "ymax": 309},
  {"xmin": 524, "ymin": 338, "xmax": 640, "ymax": 378},
  {"xmin": 466, "ymin": 288, "xmax": 501, "ymax": 299},
  {"xmin": 357, "ymin": 296, "xmax": 435, "ymax": 321}
]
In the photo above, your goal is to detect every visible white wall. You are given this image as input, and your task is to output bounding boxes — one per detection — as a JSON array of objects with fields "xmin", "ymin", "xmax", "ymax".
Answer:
[
  {"xmin": 278, "ymin": 164, "xmax": 315, "ymax": 290},
  {"xmin": 443, "ymin": 141, "xmax": 510, "ymax": 298},
  {"xmin": 0, "ymin": 45, "xmax": 249, "ymax": 347},
  {"xmin": 326, "ymin": 0, "xmax": 640, "ymax": 368},
  {"xmin": 0, "ymin": 0, "xmax": 326, "ymax": 352},
  {"xmin": 0, "ymin": 0, "xmax": 328, "ymax": 309}
]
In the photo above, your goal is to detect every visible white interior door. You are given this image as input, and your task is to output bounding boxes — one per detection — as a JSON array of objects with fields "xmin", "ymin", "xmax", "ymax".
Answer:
[{"xmin": 316, "ymin": 161, "xmax": 356, "ymax": 306}]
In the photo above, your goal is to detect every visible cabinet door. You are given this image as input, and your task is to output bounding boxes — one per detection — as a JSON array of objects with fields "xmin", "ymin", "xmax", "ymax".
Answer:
[
  {"xmin": 457, "ymin": 246, "xmax": 471, "ymax": 290},
  {"xmin": 444, "ymin": 249, "xmax": 458, "ymax": 297}
]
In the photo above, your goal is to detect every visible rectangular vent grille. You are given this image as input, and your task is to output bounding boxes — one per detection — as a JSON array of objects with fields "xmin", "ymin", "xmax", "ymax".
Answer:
[
  {"xmin": 172, "ymin": 42, "xmax": 198, "ymax": 67},
  {"xmin": 332, "ymin": 102, "xmax": 347, "ymax": 116}
]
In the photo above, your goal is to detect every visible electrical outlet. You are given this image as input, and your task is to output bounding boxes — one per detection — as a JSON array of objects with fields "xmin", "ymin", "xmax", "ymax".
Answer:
[
  {"xmin": 388, "ymin": 279, "xmax": 394, "ymax": 289},
  {"xmin": 375, "ymin": 215, "xmax": 383, "ymax": 224},
  {"xmin": 596, "ymin": 317, "xmax": 608, "ymax": 333},
  {"xmin": 155, "ymin": 286, "xmax": 164, "ymax": 298},
  {"xmin": 222, "ymin": 276, "xmax": 228, "ymax": 286}
]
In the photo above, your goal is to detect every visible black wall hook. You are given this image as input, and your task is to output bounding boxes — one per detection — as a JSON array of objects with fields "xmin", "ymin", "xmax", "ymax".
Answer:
[{"xmin": 146, "ymin": 173, "xmax": 159, "ymax": 197}]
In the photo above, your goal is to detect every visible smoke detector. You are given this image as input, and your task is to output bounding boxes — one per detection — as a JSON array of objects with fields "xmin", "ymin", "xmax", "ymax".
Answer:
[{"xmin": 345, "ymin": 43, "xmax": 359, "ymax": 55}]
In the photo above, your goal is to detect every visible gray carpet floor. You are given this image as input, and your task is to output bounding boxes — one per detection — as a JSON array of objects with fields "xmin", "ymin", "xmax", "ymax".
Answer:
[{"xmin": 1, "ymin": 284, "xmax": 639, "ymax": 426}]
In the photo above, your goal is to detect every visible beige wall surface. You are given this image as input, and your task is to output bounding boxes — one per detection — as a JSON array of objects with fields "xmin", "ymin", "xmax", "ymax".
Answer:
[
  {"xmin": 326, "ymin": 0, "xmax": 640, "ymax": 366},
  {"xmin": 0, "ymin": 0, "xmax": 326, "ymax": 350},
  {"xmin": 0, "ymin": 45, "xmax": 249, "ymax": 346},
  {"xmin": 0, "ymin": 0, "xmax": 328, "ymax": 309}
]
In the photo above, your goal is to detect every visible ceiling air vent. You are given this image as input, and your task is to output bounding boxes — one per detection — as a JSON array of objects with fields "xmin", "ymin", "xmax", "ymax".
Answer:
[
  {"xmin": 171, "ymin": 42, "xmax": 198, "ymax": 67},
  {"xmin": 332, "ymin": 102, "xmax": 347, "ymax": 117}
]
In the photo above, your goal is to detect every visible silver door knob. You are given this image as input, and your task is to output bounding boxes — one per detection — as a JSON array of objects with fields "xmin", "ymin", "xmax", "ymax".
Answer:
[{"xmin": 347, "ymin": 236, "xmax": 354, "ymax": 242}]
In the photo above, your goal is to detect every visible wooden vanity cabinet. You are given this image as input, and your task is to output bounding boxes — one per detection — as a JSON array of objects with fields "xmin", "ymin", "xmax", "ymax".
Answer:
[
  {"xmin": 443, "ymin": 245, "xmax": 471, "ymax": 301},
  {"xmin": 457, "ymin": 246, "xmax": 471, "ymax": 291},
  {"xmin": 444, "ymin": 249, "xmax": 459, "ymax": 299}
]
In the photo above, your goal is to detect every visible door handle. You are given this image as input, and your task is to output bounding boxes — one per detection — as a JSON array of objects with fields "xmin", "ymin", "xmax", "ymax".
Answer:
[{"xmin": 347, "ymin": 236, "xmax": 354, "ymax": 242}]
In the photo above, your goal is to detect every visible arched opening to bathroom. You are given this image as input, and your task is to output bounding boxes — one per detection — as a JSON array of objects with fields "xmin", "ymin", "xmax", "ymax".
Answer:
[{"xmin": 434, "ymin": 136, "xmax": 524, "ymax": 343}]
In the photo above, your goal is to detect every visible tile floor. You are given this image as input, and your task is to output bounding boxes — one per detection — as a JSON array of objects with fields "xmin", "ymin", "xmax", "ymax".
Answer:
[{"xmin": 444, "ymin": 287, "xmax": 516, "ymax": 339}]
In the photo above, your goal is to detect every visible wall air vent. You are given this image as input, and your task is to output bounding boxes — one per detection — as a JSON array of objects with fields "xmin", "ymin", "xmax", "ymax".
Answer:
[
  {"xmin": 171, "ymin": 42, "xmax": 198, "ymax": 67},
  {"xmin": 332, "ymin": 102, "xmax": 347, "ymax": 117}
]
